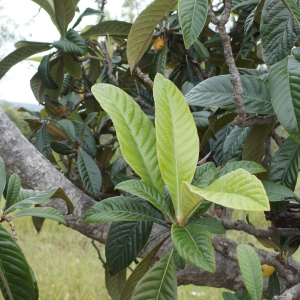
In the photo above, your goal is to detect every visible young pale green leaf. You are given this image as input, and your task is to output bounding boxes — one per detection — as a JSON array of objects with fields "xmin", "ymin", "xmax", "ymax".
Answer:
[
  {"xmin": 4, "ymin": 174, "xmax": 21, "ymax": 211},
  {"xmin": 192, "ymin": 162, "xmax": 216, "ymax": 189},
  {"xmin": 237, "ymin": 244, "xmax": 263, "ymax": 300},
  {"xmin": 52, "ymin": 29, "xmax": 87, "ymax": 55},
  {"xmin": 154, "ymin": 73, "xmax": 199, "ymax": 222},
  {"xmin": 171, "ymin": 225, "xmax": 215, "ymax": 272},
  {"xmin": 106, "ymin": 221, "xmax": 152, "ymax": 273},
  {"xmin": 11, "ymin": 207, "xmax": 66, "ymax": 225},
  {"xmin": 213, "ymin": 161, "xmax": 266, "ymax": 181},
  {"xmin": 82, "ymin": 20, "xmax": 132, "ymax": 37},
  {"xmin": 91, "ymin": 83, "xmax": 164, "ymax": 195},
  {"xmin": 281, "ymin": 0, "xmax": 300, "ymax": 28},
  {"xmin": 186, "ymin": 75, "xmax": 273, "ymax": 114},
  {"xmin": 115, "ymin": 180, "xmax": 173, "ymax": 221},
  {"xmin": 269, "ymin": 56, "xmax": 300, "ymax": 143},
  {"xmin": 267, "ymin": 272, "xmax": 280, "ymax": 300},
  {"xmin": 189, "ymin": 218, "xmax": 226, "ymax": 234},
  {"xmin": 53, "ymin": 0, "xmax": 76, "ymax": 38},
  {"xmin": 262, "ymin": 181, "xmax": 298, "ymax": 202},
  {"xmin": 0, "ymin": 44, "xmax": 52, "ymax": 80},
  {"xmin": 187, "ymin": 169, "xmax": 270, "ymax": 211},
  {"xmin": 268, "ymin": 137, "xmax": 300, "ymax": 191},
  {"xmin": 131, "ymin": 250, "xmax": 177, "ymax": 300},
  {"xmin": 83, "ymin": 197, "xmax": 165, "ymax": 224},
  {"xmin": 77, "ymin": 148, "xmax": 102, "ymax": 196},
  {"xmin": 5, "ymin": 187, "xmax": 73, "ymax": 215},
  {"xmin": 120, "ymin": 238, "xmax": 168, "ymax": 300},
  {"xmin": 261, "ymin": 0, "xmax": 299, "ymax": 65},
  {"xmin": 127, "ymin": 0, "xmax": 177, "ymax": 71},
  {"xmin": 0, "ymin": 225, "xmax": 36, "ymax": 300},
  {"xmin": 105, "ymin": 266, "xmax": 126, "ymax": 300},
  {"xmin": 178, "ymin": 0, "xmax": 208, "ymax": 49},
  {"xmin": 0, "ymin": 157, "xmax": 5, "ymax": 198}
]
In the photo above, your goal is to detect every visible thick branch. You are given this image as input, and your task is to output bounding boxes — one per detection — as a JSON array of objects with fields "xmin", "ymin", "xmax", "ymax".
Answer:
[{"xmin": 273, "ymin": 283, "xmax": 300, "ymax": 299}]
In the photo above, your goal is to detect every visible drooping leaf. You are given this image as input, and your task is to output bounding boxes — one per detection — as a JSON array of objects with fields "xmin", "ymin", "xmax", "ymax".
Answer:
[
  {"xmin": 213, "ymin": 161, "xmax": 266, "ymax": 181},
  {"xmin": 83, "ymin": 196, "xmax": 165, "ymax": 224},
  {"xmin": 63, "ymin": 53, "xmax": 82, "ymax": 79},
  {"xmin": 0, "ymin": 158, "xmax": 6, "ymax": 198},
  {"xmin": 0, "ymin": 44, "xmax": 52, "ymax": 79},
  {"xmin": 11, "ymin": 207, "xmax": 66, "ymax": 224},
  {"xmin": 0, "ymin": 225, "xmax": 35, "ymax": 300},
  {"xmin": 237, "ymin": 244, "xmax": 263, "ymax": 300},
  {"xmin": 77, "ymin": 148, "xmax": 102, "ymax": 196},
  {"xmin": 269, "ymin": 56, "xmax": 300, "ymax": 143},
  {"xmin": 189, "ymin": 218, "xmax": 226, "ymax": 234},
  {"xmin": 120, "ymin": 238, "xmax": 168, "ymax": 300},
  {"xmin": 82, "ymin": 20, "xmax": 132, "ymax": 37},
  {"xmin": 115, "ymin": 180, "xmax": 173, "ymax": 221},
  {"xmin": 105, "ymin": 266, "xmax": 126, "ymax": 300},
  {"xmin": 46, "ymin": 57, "xmax": 64, "ymax": 100},
  {"xmin": 185, "ymin": 169, "xmax": 270, "ymax": 211},
  {"xmin": 260, "ymin": 0, "xmax": 300, "ymax": 65},
  {"xmin": 154, "ymin": 73, "xmax": 199, "ymax": 222},
  {"xmin": 185, "ymin": 75, "xmax": 273, "ymax": 114},
  {"xmin": 50, "ymin": 142, "xmax": 75, "ymax": 155},
  {"xmin": 30, "ymin": 72, "xmax": 47, "ymax": 103},
  {"xmin": 262, "ymin": 181, "xmax": 298, "ymax": 201},
  {"xmin": 131, "ymin": 250, "xmax": 177, "ymax": 300},
  {"xmin": 178, "ymin": 0, "xmax": 208, "ymax": 49},
  {"xmin": 4, "ymin": 174, "xmax": 21, "ymax": 212},
  {"xmin": 267, "ymin": 272, "xmax": 280, "ymax": 300},
  {"xmin": 81, "ymin": 127, "xmax": 97, "ymax": 157},
  {"xmin": 35, "ymin": 124, "xmax": 52, "ymax": 157},
  {"xmin": 127, "ymin": 0, "xmax": 177, "ymax": 71},
  {"xmin": 106, "ymin": 221, "xmax": 152, "ymax": 273},
  {"xmin": 38, "ymin": 55, "xmax": 59, "ymax": 89},
  {"xmin": 91, "ymin": 83, "xmax": 164, "ymax": 195},
  {"xmin": 268, "ymin": 137, "xmax": 300, "ymax": 191},
  {"xmin": 72, "ymin": 8, "xmax": 103, "ymax": 29},
  {"xmin": 52, "ymin": 29, "xmax": 87, "ymax": 56},
  {"xmin": 53, "ymin": 0, "xmax": 76, "ymax": 38},
  {"xmin": 171, "ymin": 225, "xmax": 215, "ymax": 272}
]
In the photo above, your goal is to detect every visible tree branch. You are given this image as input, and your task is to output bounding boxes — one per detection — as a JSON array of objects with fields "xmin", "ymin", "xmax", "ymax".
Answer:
[
  {"xmin": 132, "ymin": 65, "xmax": 154, "ymax": 88},
  {"xmin": 273, "ymin": 283, "xmax": 300, "ymax": 299}
]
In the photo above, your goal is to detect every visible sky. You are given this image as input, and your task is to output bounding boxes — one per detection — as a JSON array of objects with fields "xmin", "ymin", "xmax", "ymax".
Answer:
[{"xmin": 0, "ymin": 0, "xmax": 150, "ymax": 105}]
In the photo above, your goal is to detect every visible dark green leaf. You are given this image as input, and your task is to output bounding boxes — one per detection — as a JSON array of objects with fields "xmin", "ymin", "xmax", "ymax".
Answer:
[
  {"xmin": 63, "ymin": 53, "xmax": 82, "ymax": 79},
  {"xmin": 82, "ymin": 127, "xmax": 97, "ymax": 157},
  {"xmin": 31, "ymin": 216, "xmax": 45, "ymax": 234},
  {"xmin": 105, "ymin": 266, "xmax": 126, "ymax": 300},
  {"xmin": 222, "ymin": 292, "xmax": 239, "ymax": 300},
  {"xmin": 111, "ymin": 156, "xmax": 128, "ymax": 177},
  {"xmin": 38, "ymin": 55, "xmax": 59, "ymax": 89},
  {"xmin": 106, "ymin": 221, "xmax": 152, "ymax": 273},
  {"xmin": 56, "ymin": 119, "xmax": 76, "ymax": 141},
  {"xmin": 0, "ymin": 158, "xmax": 6, "ymax": 198},
  {"xmin": 4, "ymin": 174, "xmax": 21, "ymax": 212},
  {"xmin": 35, "ymin": 124, "xmax": 52, "ymax": 157},
  {"xmin": 192, "ymin": 162, "xmax": 216, "ymax": 189},
  {"xmin": 262, "ymin": 181, "xmax": 298, "ymax": 201},
  {"xmin": 72, "ymin": 8, "xmax": 103, "ymax": 29},
  {"xmin": 30, "ymin": 72, "xmax": 47, "ymax": 103},
  {"xmin": 267, "ymin": 272, "xmax": 280, "ymax": 300},
  {"xmin": 50, "ymin": 142, "xmax": 75, "ymax": 155}
]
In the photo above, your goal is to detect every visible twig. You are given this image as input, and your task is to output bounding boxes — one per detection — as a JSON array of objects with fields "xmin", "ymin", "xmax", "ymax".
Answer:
[
  {"xmin": 273, "ymin": 283, "xmax": 300, "ymax": 299},
  {"xmin": 271, "ymin": 128, "xmax": 285, "ymax": 147},
  {"xmin": 91, "ymin": 240, "xmax": 106, "ymax": 267},
  {"xmin": 208, "ymin": 1, "xmax": 246, "ymax": 126},
  {"xmin": 76, "ymin": 55, "xmax": 106, "ymax": 62},
  {"xmin": 281, "ymin": 196, "xmax": 300, "ymax": 203},
  {"xmin": 133, "ymin": 80, "xmax": 155, "ymax": 110},
  {"xmin": 132, "ymin": 65, "xmax": 154, "ymax": 88},
  {"xmin": 0, "ymin": 215, "xmax": 17, "ymax": 241},
  {"xmin": 212, "ymin": 240, "xmax": 237, "ymax": 262},
  {"xmin": 262, "ymin": 134, "xmax": 272, "ymax": 169}
]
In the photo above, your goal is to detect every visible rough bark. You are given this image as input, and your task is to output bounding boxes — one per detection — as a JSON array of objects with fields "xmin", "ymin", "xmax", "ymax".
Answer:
[{"xmin": 1, "ymin": 108, "xmax": 300, "ymax": 295}]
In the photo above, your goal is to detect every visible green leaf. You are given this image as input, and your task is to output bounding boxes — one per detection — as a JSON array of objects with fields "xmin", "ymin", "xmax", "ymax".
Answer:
[
  {"xmin": 72, "ymin": 8, "xmax": 103, "ymax": 29},
  {"xmin": 36, "ymin": 124, "xmax": 52, "ymax": 157},
  {"xmin": 232, "ymin": 0, "xmax": 259, "ymax": 10},
  {"xmin": 120, "ymin": 238, "xmax": 168, "ymax": 300},
  {"xmin": 269, "ymin": 56, "xmax": 300, "ymax": 143},
  {"xmin": 127, "ymin": 0, "xmax": 177, "ymax": 71},
  {"xmin": 186, "ymin": 75, "xmax": 273, "ymax": 114},
  {"xmin": 81, "ymin": 20, "xmax": 132, "ymax": 37},
  {"xmin": 106, "ymin": 221, "xmax": 152, "ymax": 273},
  {"xmin": 91, "ymin": 83, "xmax": 164, "ymax": 195},
  {"xmin": 56, "ymin": 119, "xmax": 76, "ymax": 141},
  {"xmin": 0, "ymin": 225, "xmax": 35, "ymax": 300},
  {"xmin": 222, "ymin": 292, "xmax": 239, "ymax": 300},
  {"xmin": 52, "ymin": 29, "xmax": 87, "ymax": 55},
  {"xmin": 50, "ymin": 142, "xmax": 75, "ymax": 155},
  {"xmin": 82, "ymin": 127, "xmax": 97, "ymax": 157},
  {"xmin": 4, "ymin": 174, "xmax": 21, "ymax": 212},
  {"xmin": 0, "ymin": 44, "xmax": 52, "ymax": 79},
  {"xmin": 281, "ymin": 0, "xmax": 300, "ymax": 28},
  {"xmin": 237, "ymin": 244, "xmax": 263, "ymax": 300},
  {"xmin": 189, "ymin": 218, "xmax": 226, "ymax": 234},
  {"xmin": 193, "ymin": 39, "xmax": 210, "ymax": 61},
  {"xmin": 53, "ymin": 0, "xmax": 76, "ymax": 38},
  {"xmin": 261, "ymin": 0, "xmax": 299, "ymax": 65},
  {"xmin": 115, "ymin": 180, "xmax": 173, "ymax": 221},
  {"xmin": 185, "ymin": 169, "xmax": 270, "ymax": 211},
  {"xmin": 242, "ymin": 123, "xmax": 275, "ymax": 163},
  {"xmin": 11, "ymin": 207, "xmax": 66, "ymax": 225},
  {"xmin": 77, "ymin": 148, "xmax": 102, "ymax": 196},
  {"xmin": 262, "ymin": 181, "xmax": 298, "ymax": 201},
  {"xmin": 0, "ymin": 157, "xmax": 6, "ymax": 198},
  {"xmin": 268, "ymin": 137, "xmax": 300, "ymax": 190},
  {"xmin": 63, "ymin": 53, "xmax": 82, "ymax": 79},
  {"xmin": 154, "ymin": 73, "xmax": 199, "ymax": 222},
  {"xmin": 131, "ymin": 250, "xmax": 177, "ymax": 300},
  {"xmin": 172, "ymin": 247, "xmax": 186, "ymax": 269},
  {"xmin": 192, "ymin": 162, "xmax": 217, "ymax": 189},
  {"xmin": 178, "ymin": 0, "xmax": 208, "ymax": 49},
  {"xmin": 83, "ymin": 196, "xmax": 165, "ymax": 224},
  {"xmin": 213, "ymin": 161, "xmax": 266, "ymax": 181},
  {"xmin": 5, "ymin": 187, "xmax": 74, "ymax": 215},
  {"xmin": 267, "ymin": 272, "xmax": 280, "ymax": 300},
  {"xmin": 105, "ymin": 266, "xmax": 126, "ymax": 300},
  {"xmin": 187, "ymin": 200, "xmax": 212, "ymax": 221},
  {"xmin": 171, "ymin": 225, "xmax": 215, "ymax": 272},
  {"xmin": 38, "ymin": 55, "xmax": 59, "ymax": 89}
]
